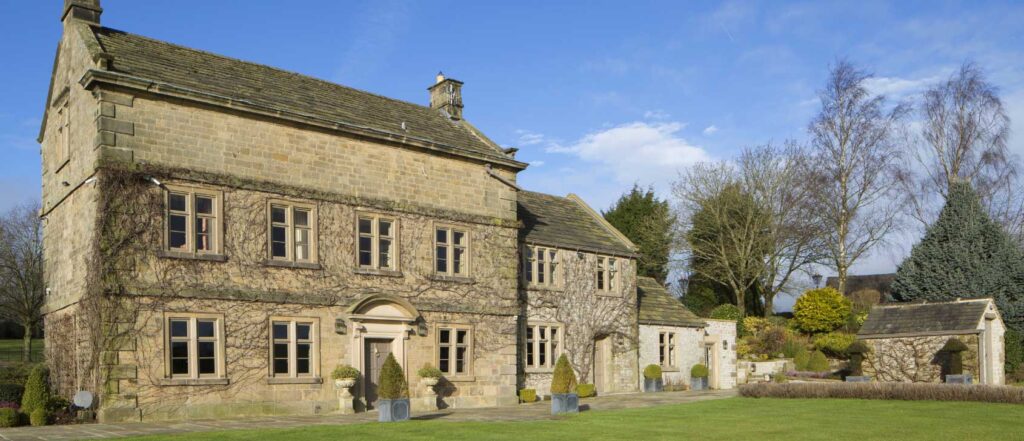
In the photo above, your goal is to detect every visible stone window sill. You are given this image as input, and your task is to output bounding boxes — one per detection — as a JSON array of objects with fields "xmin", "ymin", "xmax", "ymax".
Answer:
[
  {"xmin": 157, "ymin": 250, "xmax": 228, "ymax": 262},
  {"xmin": 444, "ymin": 375, "xmax": 476, "ymax": 383},
  {"xmin": 429, "ymin": 275, "xmax": 475, "ymax": 284},
  {"xmin": 661, "ymin": 367, "xmax": 680, "ymax": 373},
  {"xmin": 267, "ymin": 376, "xmax": 323, "ymax": 385},
  {"xmin": 158, "ymin": 378, "xmax": 230, "ymax": 386},
  {"xmin": 262, "ymin": 259, "xmax": 322, "ymax": 270},
  {"xmin": 525, "ymin": 368, "xmax": 555, "ymax": 374},
  {"xmin": 354, "ymin": 268, "xmax": 403, "ymax": 278},
  {"xmin": 525, "ymin": 285, "xmax": 564, "ymax": 293}
]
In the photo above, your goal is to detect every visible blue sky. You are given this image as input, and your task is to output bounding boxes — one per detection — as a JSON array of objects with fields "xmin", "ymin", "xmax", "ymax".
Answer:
[{"xmin": 2, "ymin": 1, "xmax": 1023, "ymax": 306}]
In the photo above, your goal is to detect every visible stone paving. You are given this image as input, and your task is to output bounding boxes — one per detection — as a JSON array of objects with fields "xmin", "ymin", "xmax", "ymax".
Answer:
[{"xmin": 0, "ymin": 389, "xmax": 736, "ymax": 440}]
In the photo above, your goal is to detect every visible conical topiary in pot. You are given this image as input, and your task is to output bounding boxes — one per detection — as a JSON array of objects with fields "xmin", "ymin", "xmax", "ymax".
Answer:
[
  {"xmin": 550, "ymin": 354, "xmax": 579, "ymax": 415},
  {"xmin": 643, "ymin": 364, "xmax": 663, "ymax": 392},
  {"xmin": 377, "ymin": 353, "xmax": 410, "ymax": 422},
  {"xmin": 690, "ymin": 364, "xmax": 709, "ymax": 391}
]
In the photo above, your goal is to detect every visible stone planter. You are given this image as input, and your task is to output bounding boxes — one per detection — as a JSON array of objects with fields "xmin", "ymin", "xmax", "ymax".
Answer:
[
  {"xmin": 643, "ymin": 378, "xmax": 663, "ymax": 393},
  {"xmin": 690, "ymin": 377, "xmax": 708, "ymax": 391},
  {"xmin": 378, "ymin": 398, "xmax": 411, "ymax": 422},
  {"xmin": 550, "ymin": 393, "xmax": 579, "ymax": 415},
  {"xmin": 422, "ymin": 377, "xmax": 440, "ymax": 387},
  {"xmin": 334, "ymin": 378, "xmax": 357, "ymax": 414},
  {"xmin": 334, "ymin": 378, "xmax": 357, "ymax": 389}
]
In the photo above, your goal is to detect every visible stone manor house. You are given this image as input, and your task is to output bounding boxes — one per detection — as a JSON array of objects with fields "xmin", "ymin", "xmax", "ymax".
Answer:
[{"xmin": 39, "ymin": 1, "xmax": 735, "ymax": 422}]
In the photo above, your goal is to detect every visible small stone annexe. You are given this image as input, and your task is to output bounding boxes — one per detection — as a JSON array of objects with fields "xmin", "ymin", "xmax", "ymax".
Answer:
[{"xmin": 39, "ymin": 1, "xmax": 735, "ymax": 422}]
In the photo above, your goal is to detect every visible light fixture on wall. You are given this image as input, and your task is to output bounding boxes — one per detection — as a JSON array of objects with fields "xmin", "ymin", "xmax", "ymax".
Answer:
[{"xmin": 723, "ymin": 340, "xmax": 728, "ymax": 350}]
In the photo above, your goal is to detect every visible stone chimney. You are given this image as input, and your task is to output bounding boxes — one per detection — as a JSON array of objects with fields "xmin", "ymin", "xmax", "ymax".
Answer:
[
  {"xmin": 63, "ymin": 0, "xmax": 102, "ymax": 25},
  {"xmin": 428, "ymin": 72, "xmax": 464, "ymax": 120}
]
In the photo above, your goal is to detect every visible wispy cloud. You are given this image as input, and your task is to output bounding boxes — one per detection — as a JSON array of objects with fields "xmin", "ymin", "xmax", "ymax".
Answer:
[
  {"xmin": 702, "ymin": 125, "xmax": 719, "ymax": 136},
  {"xmin": 863, "ymin": 74, "xmax": 943, "ymax": 99},
  {"xmin": 643, "ymin": 110, "xmax": 671, "ymax": 120}
]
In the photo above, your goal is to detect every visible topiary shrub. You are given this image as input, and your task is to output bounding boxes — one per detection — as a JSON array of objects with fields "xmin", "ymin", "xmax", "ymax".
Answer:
[
  {"xmin": 847, "ymin": 340, "xmax": 870, "ymax": 376},
  {"xmin": 691, "ymin": 364, "xmax": 709, "ymax": 378},
  {"xmin": 519, "ymin": 388, "xmax": 537, "ymax": 403},
  {"xmin": 808, "ymin": 350, "xmax": 830, "ymax": 373},
  {"xmin": 0, "ymin": 408, "xmax": 19, "ymax": 428},
  {"xmin": 643, "ymin": 364, "xmax": 663, "ymax": 380},
  {"xmin": 29, "ymin": 408, "xmax": 46, "ymax": 427},
  {"xmin": 377, "ymin": 354, "xmax": 408, "ymax": 400},
  {"xmin": 576, "ymin": 384, "xmax": 596, "ymax": 398},
  {"xmin": 331, "ymin": 365, "xmax": 360, "ymax": 380},
  {"xmin": 710, "ymin": 304, "xmax": 745, "ymax": 335},
  {"xmin": 20, "ymin": 365, "xmax": 48, "ymax": 414},
  {"xmin": 550, "ymin": 354, "xmax": 578, "ymax": 394},
  {"xmin": 417, "ymin": 364, "xmax": 443, "ymax": 379},
  {"xmin": 793, "ymin": 347, "xmax": 810, "ymax": 371},
  {"xmin": 813, "ymin": 332, "xmax": 857, "ymax": 358},
  {"xmin": 793, "ymin": 287, "xmax": 851, "ymax": 334},
  {"xmin": 0, "ymin": 384, "xmax": 24, "ymax": 404}
]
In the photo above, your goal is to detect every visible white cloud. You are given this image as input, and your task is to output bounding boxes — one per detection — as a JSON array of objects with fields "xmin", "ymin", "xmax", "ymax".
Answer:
[
  {"xmin": 643, "ymin": 110, "xmax": 671, "ymax": 120},
  {"xmin": 514, "ymin": 129, "xmax": 546, "ymax": 146},
  {"xmin": 528, "ymin": 160, "xmax": 545, "ymax": 167},
  {"xmin": 702, "ymin": 125, "xmax": 719, "ymax": 136},
  {"xmin": 546, "ymin": 121, "xmax": 712, "ymax": 186},
  {"xmin": 863, "ymin": 74, "xmax": 942, "ymax": 99}
]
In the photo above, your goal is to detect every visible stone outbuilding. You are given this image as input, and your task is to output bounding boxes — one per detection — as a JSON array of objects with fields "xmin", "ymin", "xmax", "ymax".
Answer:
[
  {"xmin": 857, "ymin": 298, "xmax": 1005, "ymax": 385},
  {"xmin": 637, "ymin": 277, "xmax": 736, "ymax": 390}
]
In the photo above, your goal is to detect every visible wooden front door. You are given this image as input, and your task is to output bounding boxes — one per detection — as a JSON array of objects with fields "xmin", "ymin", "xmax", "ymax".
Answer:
[
  {"xmin": 593, "ymin": 337, "xmax": 608, "ymax": 394},
  {"xmin": 364, "ymin": 338, "xmax": 394, "ymax": 408}
]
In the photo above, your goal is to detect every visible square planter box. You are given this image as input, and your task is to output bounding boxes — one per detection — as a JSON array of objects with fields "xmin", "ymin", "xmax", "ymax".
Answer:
[
  {"xmin": 378, "ymin": 398, "xmax": 411, "ymax": 422},
  {"xmin": 945, "ymin": 374, "xmax": 973, "ymax": 384},
  {"xmin": 643, "ymin": 378, "xmax": 663, "ymax": 393},
  {"xmin": 690, "ymin": 377, "xmax": 708, "ymax": 391},
  {"xmin": 551, "ymin": 393, "xmax": 579, "ymax": 415},
  {"xmin": 845, "ymin": 376, "xmax": 871, "ymax": 383}
]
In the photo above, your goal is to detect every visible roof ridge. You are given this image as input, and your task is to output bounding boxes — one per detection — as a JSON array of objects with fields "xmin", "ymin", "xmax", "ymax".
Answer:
[{"xmin": 91, "ymin": 26, "xmax": 449, "ymax": 116}]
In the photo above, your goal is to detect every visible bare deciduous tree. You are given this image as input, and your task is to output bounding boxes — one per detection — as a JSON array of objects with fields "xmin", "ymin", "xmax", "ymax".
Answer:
[
  {"xmin": 902, "ymin": 62, "xmax": 1020, "ymax": 237},
  {"xmin": 0, "ymin": 202, "xmax": 45, "ymax": 362},
  {"xmin": 808, "ymin": 60, "xmax": 908, "ymax": 293},
  {"xmin": 739, "ymin": 143, "xmax": 827, "ymax": 316}
]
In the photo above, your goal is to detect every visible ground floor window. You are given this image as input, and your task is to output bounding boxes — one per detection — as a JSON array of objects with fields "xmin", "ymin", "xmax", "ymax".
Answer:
[
  {"xmin": 525, "ymin": 323, "xmax": 561, "ymax": 370},
  {"xmin": 659, "ymin": 332, "xmax": 676, "ymax": 367},
  {"xmin": 166, "ymin": 314, "xmax": 224, "ymax": 379},
  {"xmin": 437, "ymin": 326, "xmax": 472, "ymax": 375},
  {"xmin": 270, "ymin": 319, "xmax": 317, "ymax": 378}
]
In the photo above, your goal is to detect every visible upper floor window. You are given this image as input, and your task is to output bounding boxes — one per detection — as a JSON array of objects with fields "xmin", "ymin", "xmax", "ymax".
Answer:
[
  {"xmin": 524, "ymin": 246, "xmax": 558, "ymax": 286},
  {"xmin": 271, "ymin": 319, "xmax": 317, "ymax": 378},
  {"xmin": 435, "ymin": 227, "xmax": 468, "ymax": 276},
  {"xmin": 597, "ymin": 256, "xmax": 617, "ymax": 292},
  {"xmin": 358, "ymin": 214, "xmax": 397, "ymax": 270},
  {"xmin": 166, "ymin": 314, "xmax": 224, "ymax": 379},
  {"xmin": 55, "ymin": 98, "xmax": 71, "ymax": 171},
  {"xmin": 437, "ymin": 326, "xmax": 471, "ymax": 376},
  {"xmin": 269, "ymin": 202, "xmax": 316, "ymax": 263},
  {"xmin": 524, "ymin": 323, "xmax": 561, "ymax": 370},
  {"xmin": 166, "ymin": 187, "xmax": 222, "ymax": 255},
  {"xmin": 659, "ymin": 332, "xmax": 676, "ymax": 367}
]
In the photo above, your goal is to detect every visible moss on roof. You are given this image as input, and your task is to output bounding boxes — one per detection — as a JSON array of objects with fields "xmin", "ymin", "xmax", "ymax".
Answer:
[
  {"xmin": 517, "ymin": 190, "xmax": 634, "ymax": 256},
  {"xmin": 88, "ymin": 26, "xmax": 518, "ymax": 165},
  {"xmin": 637, "ymin": 277, "xmax": 705, "ymax": 327},
  {"xmin": 858, "ymin": 299, "xmax": 992, "ymax": 337}
]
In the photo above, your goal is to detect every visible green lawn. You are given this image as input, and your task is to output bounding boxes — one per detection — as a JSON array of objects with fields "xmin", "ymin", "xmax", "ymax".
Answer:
[
  {"xmin": 0, "ymin": 339, "xmax": 44, "ymax": 362},
  {"xmin": 122, "ymin": 398, "xmax": 1024, "ymax": 441}
]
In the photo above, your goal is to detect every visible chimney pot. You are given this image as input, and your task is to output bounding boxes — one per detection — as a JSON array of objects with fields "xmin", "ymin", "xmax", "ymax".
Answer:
[{"xmin": 428, "ymin": 72, "xmax": 464, "ymax": 120}]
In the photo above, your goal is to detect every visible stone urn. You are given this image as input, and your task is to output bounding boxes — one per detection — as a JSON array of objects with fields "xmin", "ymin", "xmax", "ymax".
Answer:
[
  {"xmin": 422, "ymin": 377, "xmax": 440, "ymax": 387},
  {"xmin": 335, "ymin": 377, "xmax": 357, "ymax": 390},
  {"xmin": 334, "ymin": 378, "xmax": 357, "ymax": 414}
]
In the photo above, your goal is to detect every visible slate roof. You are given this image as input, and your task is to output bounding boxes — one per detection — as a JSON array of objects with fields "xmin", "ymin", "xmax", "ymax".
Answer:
[
  {"xmin": 517, "ymin": 190, "xmax": 635, "ymax": 256},
  {"xmin": 85, "ymin": 26, "xmax": 521, "ymax": 166},
  {"xmin": 637, "ymin": 277, "xmax": 706, "ymax": 327},
  {"xmin": 858, "ymin": 299, "xmax": 992, "ymax": 338},
  {"xmin": 826, "ymin": 273, "xmax": 896, "ymax": 301}
]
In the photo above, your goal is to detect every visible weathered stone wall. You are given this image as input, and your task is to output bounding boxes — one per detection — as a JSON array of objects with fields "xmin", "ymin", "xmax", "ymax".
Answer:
[
  {"xmin": 638, "ymin": 325, "xmax": 703, "ymax": 389},
  {"xmin": 862, "ymin": 334, "xmax": 980, "ymax": 383},
  {"xmin": 520, "ymin": 250, "xmax": 639, "ymax": 395}
]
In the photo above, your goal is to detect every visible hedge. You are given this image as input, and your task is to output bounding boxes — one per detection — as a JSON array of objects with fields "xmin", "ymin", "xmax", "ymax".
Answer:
[
  {"xmin": 576, "ymin": 384, "xmax": 596, "ymax": 398},
  {"xmin": 739, "ymin": 382, "xmax": 1024, "ymax": 404},
  {"xmin": 519, "ymin": 388, "xmax": 537, "ymax": 403},
  {"xmin": 0, "ymin": 384, "xmax": 24, "ymax": 404}
]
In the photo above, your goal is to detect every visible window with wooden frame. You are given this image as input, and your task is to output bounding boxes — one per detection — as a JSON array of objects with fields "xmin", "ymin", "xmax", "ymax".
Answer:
[
  {"xmin": 357, "ymin": 214, "xmax": 397, "ymax": 270},
  {"xmin": 165, "ymin": 187, "xmax": 222, "ymax": 255},
  {"xmin": 270, "ymin": 319, "xmax": 317, "ymax": 378},
  {"xmin": 437, "ymin": 325, "xmax": 471, "ymax": 376},
  {"xmin": 268, "ymin": 201, "xmax": 317, "ymax": 263},
  {"xmin": 166, "ymin": 314, "xmax": 224, "ymax": 379},
  {"xmin": 435, "ymin": 226, "xmax": 468, "ymax": 277},
  {"xmin": 659, "ymin": 332, "xmax": 676, "ymax": 367},
  {"xmin": 524, "ymin": 323, "xmax": 561, "ymax": 370},
  {"xmin": 597, "ymin": 256, "xmax": 618, "ymax": 292},
  {"xmin": 524, "ymin": 245, "xmax": 559, "ymax": 286}
]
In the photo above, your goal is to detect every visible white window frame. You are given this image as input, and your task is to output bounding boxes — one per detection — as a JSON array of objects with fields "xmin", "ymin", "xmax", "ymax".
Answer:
[
  {"xmin": 356, "ymin": 213, "xmax": 399, "ymax": 270},
  {"xmin": 436, "ymin": 324, "xmax": 472, "ymax": 377},
  {"xmin": 434, "ymin": 225, "xmax": 469, "ymax": 277},
  {"xmin": 524, "ymin": 245, "xmax": 559, "ymax": 287},
  {"xmin": 164, "ymin": 186, "xmax": 223, "ymax": 255},
  {"xmin": 524, "ymin": 323, "xmax": 562, "ymax": 371},
  {"xmin": 164, "ymin": 313, "xmax": 225, "ymax": 380},
  {"xmin": 269, "ymin": 318, "xmax": 319, "ymax": 379},
  {"xmin": 268, "ymin": 200, "xmax": 318, "ymax": 263}
]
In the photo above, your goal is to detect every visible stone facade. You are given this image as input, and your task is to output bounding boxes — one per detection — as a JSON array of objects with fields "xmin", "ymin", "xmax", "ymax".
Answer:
[
  {"xmin": 862, "ymin": 335, "xmax": 981, "ymax": 383},
  {"xmin": 638, "ymin": 325, "xmax": 703, "ymax": 389}
]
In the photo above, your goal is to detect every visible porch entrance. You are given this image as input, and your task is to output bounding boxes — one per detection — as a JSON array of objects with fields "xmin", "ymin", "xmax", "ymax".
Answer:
[{"xmin": 364, "ymin": 338, "xmax": 394, "ymax": 408}]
